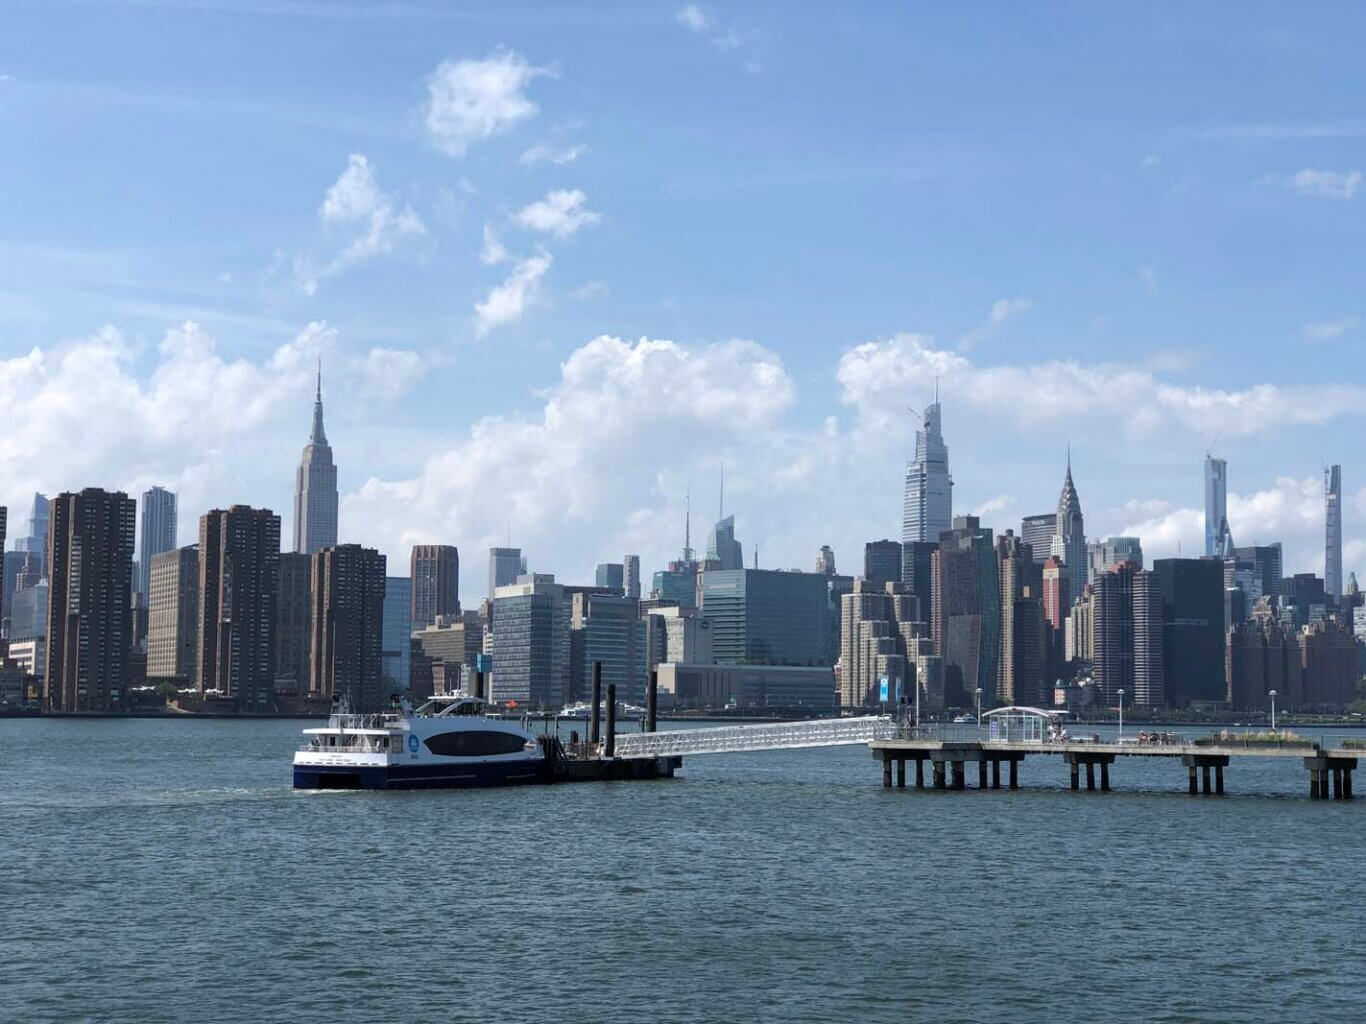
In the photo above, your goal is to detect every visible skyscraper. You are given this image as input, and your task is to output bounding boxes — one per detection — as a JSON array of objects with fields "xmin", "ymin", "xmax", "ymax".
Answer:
[
  {"xmin": 1051, "ymin": 455, "xmax": 1086, "ymax": 603},
  {"xmin": 310, "ymin": 544, "xmax": 387, "ymax": 711},
  {"xmin": 594, "ymin": 562, "xmax": 625, "ymax": 591},
  {"xmin": 487, "ymin": 547, "xmax": 527, "ymax": 599},
  {"xmin": 570, "ymin": 592, "xmax": 646, "ymax": 703},
  {"xmin": 275, "ymin": 551, "xmax": 312, "ymax": 690},
  {"xmin": 137, "ymin": 486, "xmax": 177, "ymax": 599},
  {"xmin": 292, "ymin": 364, "xmax": 338, "ymax": 555},
  {"xmin": 1204, "ymin": 455, "xmax": 1229, "ymax": 558},
  {"xmin": 198, "ymin": 506, "xmax": 281, "ymax": 710},
  {"xmin": 902, "ymin": 400, "xmax": 952, "ymax": 543},
  {"xmin": 937, "ymin": 515, "xmax": 1000, "ymax": 707},
  {"xmin": 147, "ymin": 545, "xmax": 199, "ymax": 681},
  {"xmin": 1020, "ymin": 513, "xmax": 1056, "ymax": 566},
  {"xmin": 700, "ymin": 569, "xmax": 831, "ymax": 668},
  {"xmin": 623, "ymin": 554, "xmax": 641, "ymax": 602},
  {"xmin": 1325, "ymin": 464, "xmax": 1343, "ymax": 600},
  {"xmin": 411, "ymin": 545, "xmax": 460, "ymax": 629},
  {"xmin": 44, "ymin": 489, "xmax": 137, "ymax": 711},
  {"xmin": 815, "ymin": 545, "xmax": 836, "ymax": 576},
  {"xmin": 1152, "ymin": 557, "xmax": 1224, "ymax": 706},
  {"xmin": 382, "ymin": 575, "xmax": 412, "ymax": 696},
  {"xmin": 863, "ymin": 540, "xmax": 902, "ymax": 590},
  {"xmin": 14, "ymin": 493, "xmax": 49, "ymax": 554},
  {"xmin": 705, "ymin": 515, "xmax": 744, "ymax": 570}
]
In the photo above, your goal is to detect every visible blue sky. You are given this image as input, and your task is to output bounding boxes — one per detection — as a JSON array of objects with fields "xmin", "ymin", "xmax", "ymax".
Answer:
[{"xmin": 2, "ymin": 1, "xmax": 1365, "ymax": 602}]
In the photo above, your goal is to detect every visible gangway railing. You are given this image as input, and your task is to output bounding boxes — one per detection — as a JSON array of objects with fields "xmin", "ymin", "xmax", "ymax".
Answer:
[{"xmin": 611, "ymin": 716, "xmax": 894, "ymax": 759}]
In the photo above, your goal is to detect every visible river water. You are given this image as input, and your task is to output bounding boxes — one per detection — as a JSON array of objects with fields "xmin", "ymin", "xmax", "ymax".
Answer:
[{"xmin": 2, "ymin": 717, "xmax": 1363, "ymax": 1024}]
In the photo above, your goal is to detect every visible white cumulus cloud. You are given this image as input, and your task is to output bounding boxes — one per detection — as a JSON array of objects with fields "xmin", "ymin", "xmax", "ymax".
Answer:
[
  {"xmin": 513, "ymin": 189, "xmax": 600, "ymax": 238},
  {"xmin": 425, "ymin": 50, "xmax": 546, "ymax": 157},
  {"xmin": 518, "ymin": 143, "xmax": 587, "ymax": 166}
]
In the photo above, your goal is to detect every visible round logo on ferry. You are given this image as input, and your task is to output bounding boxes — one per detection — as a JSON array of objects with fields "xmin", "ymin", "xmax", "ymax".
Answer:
[{"xmin": 408, "ymin": 734, "xmax": 419, "ymax": 753}]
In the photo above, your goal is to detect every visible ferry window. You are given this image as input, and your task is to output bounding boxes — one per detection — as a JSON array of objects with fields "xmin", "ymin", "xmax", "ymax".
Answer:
[{"xmin": 424, "ymin": 731, "xmax": 528, "ymax": 757}]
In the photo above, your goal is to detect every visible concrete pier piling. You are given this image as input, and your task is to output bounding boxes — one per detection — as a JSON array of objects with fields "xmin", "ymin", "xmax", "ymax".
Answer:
[
  {"xmin": 991, "ymin": 759, "xmax": 1001, "ymax": 790},
  {"xmin": 916, "ymin": 759, "xmax": 925, "ymax": 788},
  {"xmin": 589, "ymin": 662, "xmax": 602, "ymax": 746},
  {"xmin": 933, "ymin": 761, "xmax": 946, "ymax": 790},
  {"xmin": 1302, "ymin": 755, "xmax": 1356, "ymax": 800}
]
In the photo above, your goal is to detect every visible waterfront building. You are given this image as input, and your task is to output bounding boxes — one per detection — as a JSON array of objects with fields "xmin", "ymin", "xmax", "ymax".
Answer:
[
  {"xmin": 275, "ymin": 552, "xmax": 312, "ymax": 691},
  {"xmin": 44, "ymin": 488, "xmax": 137, "ymax": 712},
  {"xmin": 900, "ymin": 541, "xmax": 935, "ymax": 624},
  {"xmin": 1227, "ymin": 608, "xmax": 1302, "ymax": 711},
  {"xmin": 292, "ymin": 365, "xmax": 338, "ymax": 555},
  {"xmin": 1325, "ymin": 464, "xmax": 1343, "ymax": 600},
  {"xmin": 1132, "ymin": 570, "xmax": 1165, "ymax": 707},
  {"xmin": 595, "ymin": 562, "xmax": 625, "ymax": 591},
  {"xmin": 137, "ymin": 486, "xmax": 177, "ymax": 599},
  {"xmin": 7, "ymin": 637, "xmax": 45, "ymax": 682},
  {"xmin": 705, "ymin": 514, "xmax": 744, "ymax": 570},
  {"xmin": 1051, "ymin": 457, "xmax": 1086, "ymax": 604},
  {"xmin": 902, "ymin": 400, "xmax": 952, "ymax": 544},
  {"xmin": 997, "ymin": 531, "xmax": 1045, "ymax": 706},
  {"xmin": 411, "ymin": 611, "xmax": 484, "ymax": 698},
  {"xmin": 1020, "ymin": 513, "xmax": 1056, "ymax": 566},
  {"xmin": 863, "ymin": 539, "xmax": 902, "ymax": 590},
  {"xmin": 147, "ymin": 545, "xmax": 199, "ymax": 682},
  {"xmin": 658, "ymin": 663, "xmax": 835, "ymax": 710},
  {"xmin": 1299, "ymin": 619, "xmax": 1356, "ymax": 709},
  {"xmin": 839, "ymin": 579, "xmax": 920, "ymax": 708},
  {"xmin": 623, "ymin": 554, "xmax": 641, "ymax": 602},
  {"xmin": 1065, "ymin": 593, "xmax": 1093, "ymax": 664},
  {"xmin": 644, "ymin": 606, "xmax": 714, "ymax": 677},
  {"xmin": 700, "ymin": 568, "xmax": 831, "ymax": 669},
  {"xmin": 490, "ymin": 575, "xmax": 569, "ymax": 707},
  {"xmin": 1204, "ymin": 456, "xmax": 1230, "ymax": 558},
  {"xmin": 382, "ymin": 576, "xmax": 412, "ymax": 696},
  {"xmin": 487, "ymin": 547, "xmax": 527, "ymax": 599},
  {"xmin": 570, "ymin": 592, "xmax": 646, "ymax": 703},
  {"xmin": 937, "ymin": 515, "xmax": 1000, "ymax": 707},
  {"xmin": 1086, "ymin": 536, "xmax": 1144, "ymax": 585},
  {"xmin": 309, "ymin": 545, "xmax": 386, "ymax": 711},
  {"xmin": 1092, "ymin": 562, "xmax": 1135, "ymax": 704},
  {"xmin": 410, "ymin": 545, "xmax": 459, "ymax": 629},
  {"xmin": 1152, "ymin": 557, "xmax": 1224, "ymax": 706},
  {"xmin": 815, "ymin": 545, "xmax": 836, "ymax": 576},
  {"xmin": 198, "ymin": 506, "xmax": 281, "ymax": 710}
]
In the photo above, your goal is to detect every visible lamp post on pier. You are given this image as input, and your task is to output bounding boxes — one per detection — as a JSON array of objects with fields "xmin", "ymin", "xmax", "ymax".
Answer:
[
  {"xmin": 975, "ymin": 687, "xmax": 983, "ymax": 737},
  {"xmin": 1117, "ymin": 688, "xmax": 1125, "ymax": 741},
  {"xmin": 1269, "ymin": 689, "xmax": 1278, "ymax": 733}
]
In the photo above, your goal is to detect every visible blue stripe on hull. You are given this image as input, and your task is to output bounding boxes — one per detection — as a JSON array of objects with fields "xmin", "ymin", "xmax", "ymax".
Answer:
[{"xmin": 294, "ymin": 758, "xmax": 547, "ymax": 790}]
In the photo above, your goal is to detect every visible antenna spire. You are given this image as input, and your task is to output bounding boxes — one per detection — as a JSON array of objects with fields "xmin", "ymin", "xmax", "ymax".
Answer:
[
  {"xmin": 316, "ymin": 355, "xmax": 322, "ymax": 401},
  {"xmin": 719, "ymin": 460, "xmax": 724, "ymax": 520},
  {"xmin": 684, "ymin": 486, "xmax": 692, "ymax": 562}
]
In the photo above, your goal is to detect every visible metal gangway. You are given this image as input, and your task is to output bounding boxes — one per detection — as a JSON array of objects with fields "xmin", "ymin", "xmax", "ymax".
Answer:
[{"xmin": 611, "ymin": 716, "xmax": 895, "ymax": 759}]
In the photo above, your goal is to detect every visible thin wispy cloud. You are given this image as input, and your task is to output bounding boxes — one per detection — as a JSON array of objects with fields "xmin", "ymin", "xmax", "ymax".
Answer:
[
  {"xmin": 1139, "ymin": 266, "xmax": 1159, "ymax": 294},
  {"xmin": 1289, "ymin": 168, "xmax": 1362, "ymax": 200},
  {"xmin": 675, "ymin": 5, "xmax": 760, "ymax": 72},
  {"xmin": 518, "ymin": 143, "xmax": 587, "ymax": 166},
  {"xmin": 480, "ymin": 223, "xmax": 509, "ymax": 266},
  {"xmin": 1302, "ymin": 315, "xmax": 1360, "ymax": 341},
  {"xmin": 958, "ymin": 297, "xmax": 1031, "ymax": 351},
  {"xmin": 474, "ymin": 250, "xmax": 553, "ymax": 336},
  {"xmin": 299, "ymin": 153, "xmax": 424, "ymax": 295}
]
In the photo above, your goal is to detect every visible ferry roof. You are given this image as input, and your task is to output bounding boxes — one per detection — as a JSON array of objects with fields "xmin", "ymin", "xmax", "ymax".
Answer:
[{"xmin": 981, "ymin": 705, "xmax": 1068, "ymax": 720}]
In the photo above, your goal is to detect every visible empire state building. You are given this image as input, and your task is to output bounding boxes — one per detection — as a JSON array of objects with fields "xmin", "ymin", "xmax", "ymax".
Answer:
[{"xmin": 293, "ymin": 364, "xmax": 338, "ymax": 554}]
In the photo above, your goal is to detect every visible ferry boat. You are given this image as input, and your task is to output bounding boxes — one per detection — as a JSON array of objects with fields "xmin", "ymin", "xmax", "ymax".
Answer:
[
  {"xmin": 559, "ymin": 700, "xmax": 646, "ymax": 721},
  {"xmin": 293, "ymin": 694, "xmax": 546, "ymax": 790}
]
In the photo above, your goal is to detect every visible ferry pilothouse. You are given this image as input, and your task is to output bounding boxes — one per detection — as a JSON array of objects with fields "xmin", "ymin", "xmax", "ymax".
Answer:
[{"xmin": 293, "ymin": 693, "xmax": 547, "ymax": 790}]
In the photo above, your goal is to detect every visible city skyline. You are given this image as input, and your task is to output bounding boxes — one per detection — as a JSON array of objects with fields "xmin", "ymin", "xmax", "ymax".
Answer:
[{"xmin": 3, "ymin": 5, "xmax": 1366, "ymax": 603}]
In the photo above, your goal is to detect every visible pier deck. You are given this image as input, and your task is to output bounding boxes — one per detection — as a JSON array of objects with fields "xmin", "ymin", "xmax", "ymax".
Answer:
[{"xmin": 870, "ymin": 737, "xmax": 1359, "ymax": 799}]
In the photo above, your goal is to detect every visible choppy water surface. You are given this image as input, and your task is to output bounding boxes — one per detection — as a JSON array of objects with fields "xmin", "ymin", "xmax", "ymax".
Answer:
[{"xmin": 2, "ymin": 717, "xmax": 1363, "ymax": 1024}]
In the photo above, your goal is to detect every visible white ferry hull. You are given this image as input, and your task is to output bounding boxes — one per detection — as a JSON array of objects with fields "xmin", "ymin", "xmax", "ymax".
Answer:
[{"xmin": 293, "ymin": 756, "xmax": 546, "ymax": 790}]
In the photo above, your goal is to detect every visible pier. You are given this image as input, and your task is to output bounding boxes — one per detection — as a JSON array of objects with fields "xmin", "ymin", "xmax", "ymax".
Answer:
[{"xmin": 871, "ymin": 707, "xmax": 1359, "ymax": 799}]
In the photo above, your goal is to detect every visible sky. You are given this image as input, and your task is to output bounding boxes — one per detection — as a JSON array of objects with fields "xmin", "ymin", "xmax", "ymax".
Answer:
[{"xmin": 2, "ymin": 1, "xmax": 1365, "ymax": 605}]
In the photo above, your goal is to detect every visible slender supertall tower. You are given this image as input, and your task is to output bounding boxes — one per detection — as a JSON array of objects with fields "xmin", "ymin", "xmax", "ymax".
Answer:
[
  {"xmin": 293, "ymin": 360, "xmax": 339, "ymax": 555},
  {"xmin": 138, "ymin": 485, "xmax": 178, "ymax": 598},
  {"xmin": 1326, "ymin": 464, "xmax": 1343, "ymax": 600},
  {"xmin": 902, "ymin": 393, "xmax": 952, "ymax": 544},
  {"xmin": 1204, "ymin": 455, "xmax": 1229, "ymax": 558}
]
